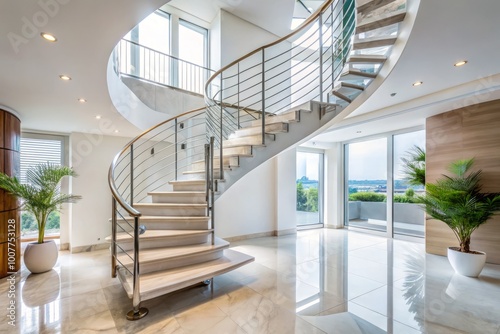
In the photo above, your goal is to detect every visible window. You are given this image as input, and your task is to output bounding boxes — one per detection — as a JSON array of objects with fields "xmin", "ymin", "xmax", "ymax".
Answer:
[
  {"xmin": 344, "ymin": 129, "xmax": 425, "ymax": 239},
  {"xmin": 296, "ymin": 150, "xmax": 324, "ymax": 227},
  {"xmin": 20, "ymin": 134, "xmax": 65, "ymax": 240},
  {"xmin": 179, "ymin": 20, "xmax": 208, "ymax": 67},
  {"xmin": 118, "ymin": 11, "xmax": 210, "ymax": 94},
  {"xmin": 345, "ymin": 138, "xmax": 388, "ymax": 233}
]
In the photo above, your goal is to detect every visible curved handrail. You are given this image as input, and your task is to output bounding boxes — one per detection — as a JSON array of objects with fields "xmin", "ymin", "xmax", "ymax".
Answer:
[
  {"xmin": 108, "ymin": 0, "xmax": 361, "ymax": 319},
  {"xmin": 108, "ymin": 106, "xmax": 206, "ymax": 217},
  {"xmin": 204, "ymin": 0, "xmax": 335, "ymax": 95}
]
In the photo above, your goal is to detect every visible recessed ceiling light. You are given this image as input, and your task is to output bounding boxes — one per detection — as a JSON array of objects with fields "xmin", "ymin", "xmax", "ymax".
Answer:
[
  {"xmin": 454, "ymin": 60, "xmax": 468, "ymax": 67},
  {"xmin": 78, "ymin": 98, "xmax": 86, "ymax": 103},
  {"xmin": 59, "ymin": 74, "xmax": 71, "ymax": 81},
  {"xmin": 41, "ymin": 32, "xmax": 57, "ymax": 42},
  {"xmin": 412, "ymin": 81, "xmax": 423, "ymax": 87},
  {"xmin": 114, "ymin": 130, "xmax": 119, "ymax": 133},
  {"xmin": 95, "ymin": 115, "xmax": 101, "ymax": 119}
]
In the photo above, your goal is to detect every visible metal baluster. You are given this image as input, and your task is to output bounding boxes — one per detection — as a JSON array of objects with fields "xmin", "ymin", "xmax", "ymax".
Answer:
[
  {"xmin": 219, "ymin": 74, "xmax": 224, "ymax": 180},
  {"xmin": 209, "ymin": 137, "xmax": 215, "ymax": 245},
  {"xmin": 237, "ymin": 63, "xmax": 241, "ymax": 129},
  {"xmin": 127, "ymin": 216, "xmax": 148, "ymax": 320},
  {"xmin": 205, "ymin": 142, "xmax": 210, "ymax": 215},
  {"xmin": 319, "ymin": 11, "xmax": 324, "ymax": 103},
  {"xmin": 175, "ymin": 119, "xmax": 178, "ymax": 180},
  {"xmin": 261, "ymin": 50, "xmax": 266, "ymax": 145},
  {"xmin": 111, "ymin": 198, "xmax": 117, "ymax": 278},
  {"xmin": 130, "ymin": 144, "xmax": 134, "ymax": 206}
]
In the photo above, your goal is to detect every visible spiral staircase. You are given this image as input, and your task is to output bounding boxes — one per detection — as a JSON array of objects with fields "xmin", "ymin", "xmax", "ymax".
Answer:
[{"xmin": 108, "ymin": 0, "xmax": 407, "ymax": 320}]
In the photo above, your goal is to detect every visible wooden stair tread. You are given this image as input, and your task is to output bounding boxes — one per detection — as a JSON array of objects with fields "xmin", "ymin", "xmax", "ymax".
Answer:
[
  {"xmin": 223, "ymin": 134, "xmax": 275, "ymax": 148},
  {"xmin": 134, "ymin": 203, "xmax": 207, "ymax": 208},
  {"xmin": 148, "ymin": 191, "xmax": 205, "ymax": 196},
  {"xmin": 357, "ymin": 0, "xmax": 398, "ymax": 15},
  {"xmin": 347, "ymin": 54, "xmax": 387, "ymax": 63},
  {"xmin": 249, "ymin": 110, "xmax": 300, "ymax": 127},
  {"xmin": 117, "ymin": 216, "xmax": 210, "ymax": 222},
  {"xmin": 353, "ymin": 36, "xmax": 397, "ymax": 50},
  {"xmin": 117, "ymin": 249, "xmax": 254, "ymax": 300},
  {"xmin": 116, "ymin": 237, "xmax": 229, "ymax": 266},
  {"xmin": 340, "ymin": 69, "xmax": 377, "ymax": 81},
  {"xmin": 234, "ymin": 122, "xmax": 289, "ymax": 137},
  {"xmin": 331, "ymin": 91, "xmax": 352, "ymax": 103},
  {"xmin": 106, "ymin": 229, "xmax": 212, "ymax": 242},
  {"xmin": 169, "ymin": 180, "xmax": 206, "ymax": 185},
  {"xmin": 356, "ymin": 10, "xmax": 406, "ymax": 34}
]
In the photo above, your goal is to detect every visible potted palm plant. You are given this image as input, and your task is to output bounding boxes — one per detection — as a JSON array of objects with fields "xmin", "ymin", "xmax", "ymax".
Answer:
[
  {"xmin": 418, "ymin": 158, "xmax": 500, "ymax": 277},
  {"xmin": 0, "ymin": 163, "xmax": 81, "ymax": 273}
]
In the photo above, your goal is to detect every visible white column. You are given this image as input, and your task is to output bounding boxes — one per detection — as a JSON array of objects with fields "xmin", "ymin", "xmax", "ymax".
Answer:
[
  {"xmin": 325, "ymin": 143, "xmax": 344, "ymax": 229},
  {"xmin": 275, "ymin": 149, "xmax": 297, "ymax": 235}
]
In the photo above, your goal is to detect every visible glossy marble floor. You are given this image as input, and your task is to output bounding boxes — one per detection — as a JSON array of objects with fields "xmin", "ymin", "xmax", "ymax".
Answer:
[{"xmin": 2, "ymin": 229, "xmax": 500, "ymax": 333}]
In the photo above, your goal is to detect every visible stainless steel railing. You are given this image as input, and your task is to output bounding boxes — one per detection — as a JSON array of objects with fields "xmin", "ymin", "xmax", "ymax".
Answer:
[
  {"xmin": 109, "ymin": 0, "xmax": 356, "ymax": 320},
  {"xmin": 108, "ymin": 107, "xmax": 215, "ymax": 320},
  {"xmin": 115, "ymin": 39, "xmax": 214, "ymax": 95},
  {"xmin": 204, "ymin": 0, "xmax": 355, "ymax": 178}
]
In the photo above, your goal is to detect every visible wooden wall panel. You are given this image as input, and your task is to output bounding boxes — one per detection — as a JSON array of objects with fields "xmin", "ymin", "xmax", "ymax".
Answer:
[
  {"xmin": 426, "ymin": 100, "xmax": 500, "ymax": 264},
  {"xmin": 0, "ymin": 108, "xmax": 21, "ymax": 278}
]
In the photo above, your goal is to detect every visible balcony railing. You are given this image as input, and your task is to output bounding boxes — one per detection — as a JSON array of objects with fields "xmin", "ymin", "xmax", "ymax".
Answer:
[{"xmin": 114, "ymin": 39, "xmax": 214, "ymax": 95}]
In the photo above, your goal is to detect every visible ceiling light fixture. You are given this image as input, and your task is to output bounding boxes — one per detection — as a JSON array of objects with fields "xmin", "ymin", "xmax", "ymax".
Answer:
[
  {"xmin": 114, "ymin": 130, "xmax": 119, "ymax": 133},
  {"xmin": 59, "ymin": 74, "xmax": 71, "ymax": 81},
  {"xmin": 95, "ymin": 115, "xmax": 101, "ymax": 119},
  {"xmin": 412, "ymin": 81, "xmax": 423, "ymax": 87},
  {"xmin": 41, "ymin": 32, "xmax": 57, "ymax": 42},
  {"xmin": 78, "ymin": 98, "xmax": 86, "ymax": 103},
  {"xmin": 454, "ymin": 60, "xmax": 468, "ymax": 67},
  {"xmin": 356, "ymin": 131, "xmax": 362, "ymax": 133}
]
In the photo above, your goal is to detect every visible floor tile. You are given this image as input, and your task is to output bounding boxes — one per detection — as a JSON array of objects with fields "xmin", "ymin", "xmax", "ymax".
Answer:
[{"xmin": 2, "ymin": 228, "xmax": 500, "ymax": 333}]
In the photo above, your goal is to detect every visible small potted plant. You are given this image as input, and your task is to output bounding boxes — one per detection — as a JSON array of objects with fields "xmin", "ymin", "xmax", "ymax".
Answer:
[
  {"xmin": 0, "ymin": 163, "xmax": 81, "ymax": 273},
  {"xmin": 418, "ymin": 158, "xmax": 500, "ymax": 277}
]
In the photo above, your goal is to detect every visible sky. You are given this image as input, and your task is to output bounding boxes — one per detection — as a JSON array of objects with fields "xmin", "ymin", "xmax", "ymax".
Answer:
[
  {"xmin": 348, "ymin": 130, "xmax": 425, "ymax": 180},
  {"xmin": 295, "ymin": 130, "xmax": 425, "ymax": 181}
]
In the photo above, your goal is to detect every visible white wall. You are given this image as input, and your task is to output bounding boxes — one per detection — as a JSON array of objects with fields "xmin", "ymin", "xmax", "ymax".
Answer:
[
  {"xmin": 215, "ymin": 148, "xmax": 298, "ymax": 239},
  {"xmin": 325, "ymin": 143, "xmax": 343, "ymax": 228},
  {"xmin": 210, "ymin": 11, "xmax": 222, "ymax": 71},
  {"xmin": 69, "ymin": 132, "xmax": 132, "ymax": 251},
  {"xmin": 219, "ymin": 10, "xmax": 281, "ymax": 67},
  {"xmin": 275, "ymin": 148, "xmax": 297, "ymax": 234},
  {"xmin": 216, "ymin": 157, "xmax": 277, "ymax": 238}
]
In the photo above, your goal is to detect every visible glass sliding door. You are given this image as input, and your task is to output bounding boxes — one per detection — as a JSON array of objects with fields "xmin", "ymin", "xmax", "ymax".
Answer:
[
  {"xmin": 393, "ymin": 130, "xmax": 426, "ymax": 237},
  {"xmin": 343, "ymin": 129, "xmax": 425, "ymax": 239},
  {"xmin": 346, "ymin": 138, "xmax": 388, "ymax": 232},
  {"xmin": 296, "ymin": 151, "xmax": 323, "ymax": 227}
]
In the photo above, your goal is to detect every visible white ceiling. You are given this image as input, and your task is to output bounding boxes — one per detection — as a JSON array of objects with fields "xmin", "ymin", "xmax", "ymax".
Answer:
[
  {"xmin": 1, "ymin": 0, "xmax": 500, "ymax": 144},
  {"xmin": 0, "ymin": 0, "xmax": 169, "ymax": 136}
]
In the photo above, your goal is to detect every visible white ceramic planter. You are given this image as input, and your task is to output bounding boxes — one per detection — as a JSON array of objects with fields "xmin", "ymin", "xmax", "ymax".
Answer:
[
  {"xmin": 447, "ymin": 247, "xmax": 486, "ymax": 277},
  {"xmin": 23, "ymin": 240, "xmax": 58, "ymax": 274}
]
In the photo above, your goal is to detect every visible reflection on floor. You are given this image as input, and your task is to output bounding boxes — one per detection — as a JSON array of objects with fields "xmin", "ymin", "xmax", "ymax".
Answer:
[
  {"xmin": 349, "ymin": 219, "xmax": 425, "ymax": 238},
  {"xmin": 1, "ymin": 229, "xmax": 500, "ymax": 333}
]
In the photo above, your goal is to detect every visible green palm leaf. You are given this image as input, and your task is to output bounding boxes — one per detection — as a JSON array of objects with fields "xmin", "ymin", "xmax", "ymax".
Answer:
[
  {"xmin": 0, "ymin": 162, "xmax": 81, "ymax": 243},
  {"xmin": 417, "ymin": 158, "xmax": 500, "ymax": 252}
]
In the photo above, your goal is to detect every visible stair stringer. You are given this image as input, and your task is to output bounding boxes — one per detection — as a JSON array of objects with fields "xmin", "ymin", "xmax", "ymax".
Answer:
[{"xmin": 214, "ymin": 102, "xmax": 344, "ymax": 195}]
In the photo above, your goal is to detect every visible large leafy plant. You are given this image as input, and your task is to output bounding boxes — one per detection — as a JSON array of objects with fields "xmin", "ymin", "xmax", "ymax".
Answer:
[
  {"xmin": 418, "ymin": 159, "xmax": 500, "ymax": 253},
  {"xmin": 401, "ymin": 145, "xmax": 426, "ymax": 187},
  {"xmin": 0, "ymin": 163, "xmax": 81, "ymax": 243}
]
